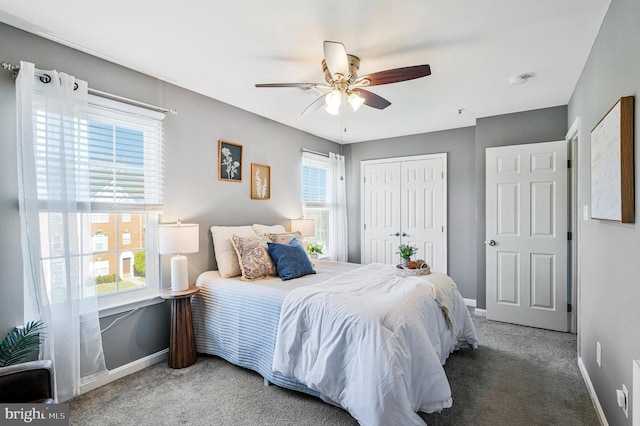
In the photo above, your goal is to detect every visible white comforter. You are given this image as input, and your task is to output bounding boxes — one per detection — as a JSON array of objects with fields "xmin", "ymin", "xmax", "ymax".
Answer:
[{"xmin": 272, "ymin": 263, "xmax": 477, "ymax": 426}]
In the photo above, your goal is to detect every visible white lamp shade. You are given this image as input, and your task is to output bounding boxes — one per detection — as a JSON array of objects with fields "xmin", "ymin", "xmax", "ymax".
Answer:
[
  {"xmin": 290, "ymin": 218, "xmax": 315, "ymax": 237},
  {"xmin": 325, "ymin": 90, "xmax": 341, "ymax": 108},
  {"xmin": 158, "ymin": 223, "xmax": 199, "ymax": 254},
  {"xmin": 348, "ymin": 92, "xmax": 365, "ymax": 111}
]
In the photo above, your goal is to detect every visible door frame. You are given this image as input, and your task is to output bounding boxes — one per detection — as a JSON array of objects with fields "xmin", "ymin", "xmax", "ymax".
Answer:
[
  {"xmin": 566, "ymin": 117, "xmax": 581, "ymax": 336},
  {"xmin": 360, "ymin": 153, "xmax": 448, "ymax": 269}
]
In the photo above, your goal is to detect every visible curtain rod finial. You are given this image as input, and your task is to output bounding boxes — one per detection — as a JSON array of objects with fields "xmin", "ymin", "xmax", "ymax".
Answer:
[{"xmin": 1, "ymin": 62, "xmax": 18, "ymax": 72}]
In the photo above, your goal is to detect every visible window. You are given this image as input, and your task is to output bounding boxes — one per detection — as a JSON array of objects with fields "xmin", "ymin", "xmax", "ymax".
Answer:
[
  {"xmin": 36, "ymin": 94, "xmax": 164, "ymax": 310},
  {"xmin": 302, "ymin": 154, "xmax": 331, "ymax": 253},
  {"xmin": 122, "ymin": 230, "xmax": 131, "ymax": 245},
  {"xmin": 91, "ymin": 213, "xmax": 109, "ymax": 223},
  {"xmin": 51, "ymin": 233, "xmax": 62, "ymax": 252},
  {"xmin": 93, "ymin": 231, "xmax": 108, "ymax": 252},
  {"xmin": 93, "ymin": 260, "xmax": 110, "ymax": 277}
]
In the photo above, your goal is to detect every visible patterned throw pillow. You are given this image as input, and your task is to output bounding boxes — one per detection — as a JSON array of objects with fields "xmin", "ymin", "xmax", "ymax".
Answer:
[
  {"xmin": 265, "ymin": 231, "xmax": 302, "ymax": 244},
  {"xmin": 230, "ymin": 234, "xmax": 277, "ymax": 280}
]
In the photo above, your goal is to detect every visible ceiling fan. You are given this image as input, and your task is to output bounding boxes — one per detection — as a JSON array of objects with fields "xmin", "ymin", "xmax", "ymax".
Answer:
[{"xmin": 255, "ymin": 41, "xmax": 431, "ymax": 115}]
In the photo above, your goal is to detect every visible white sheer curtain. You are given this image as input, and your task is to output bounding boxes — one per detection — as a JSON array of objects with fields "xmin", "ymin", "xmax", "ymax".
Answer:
[
  {"xmin": 16, "ymin": 61, "xmax": 107, "ymax": 401},
  {"xmin": 328, "ymin": 152, "xmax": 348, "ymax": 262}
]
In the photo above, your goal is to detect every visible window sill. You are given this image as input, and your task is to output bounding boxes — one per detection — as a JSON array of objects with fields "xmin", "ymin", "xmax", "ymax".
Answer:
[
  {"xmin": 311, "ymin": 254, "xmax": 331, "ymax": 261},
  {"xmin": 99, "ymin": 293, "xmax": 165, "ymax": 318}
]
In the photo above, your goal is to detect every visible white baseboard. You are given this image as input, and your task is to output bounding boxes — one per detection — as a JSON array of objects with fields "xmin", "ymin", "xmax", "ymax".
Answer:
[
  {"xmin": 464, "ymin": 298, "xmax": 476, "ymax": 308},
  {"xmin": 473, "ymin": 308, "xmax": 487, "ymax": 317},
  {"xmin": 578, "ymin": 356, "xmax": 608, "ymax": 426},
  {"xmin": 79, "ymin": 349, "xmax": 168, "ymax": 395}
]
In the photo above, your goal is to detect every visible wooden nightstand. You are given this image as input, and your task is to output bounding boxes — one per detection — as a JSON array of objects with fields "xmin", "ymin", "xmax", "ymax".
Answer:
[{"xmin": 160, "ymin": 286, "xmax": 200, "ymax": 369}]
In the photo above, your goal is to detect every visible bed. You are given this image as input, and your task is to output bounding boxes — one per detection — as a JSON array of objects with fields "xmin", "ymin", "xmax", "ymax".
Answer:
[{"xmin": 191, "ymin": 224, "xmax": 478, "ymax": 425}]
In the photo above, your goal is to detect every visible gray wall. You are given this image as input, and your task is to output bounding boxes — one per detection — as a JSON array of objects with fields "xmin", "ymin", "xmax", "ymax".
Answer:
[
  {"xmin": 99, "ymin": 303, "xmax": 171, "ymax": 371},
  {"xmin": 474, "ymin": 106, "xmax": 568, "ymax": 308},
  {"xmin": 0, "ymin": 23, "xmax": 339, "ymax": 369},
  {"xmin": 342, "ymin": 127, "xmax": 478, "ymax": 300},
  {"xmin": 568, "ymin": 0, "xmax": 640, "ymax": 424}
]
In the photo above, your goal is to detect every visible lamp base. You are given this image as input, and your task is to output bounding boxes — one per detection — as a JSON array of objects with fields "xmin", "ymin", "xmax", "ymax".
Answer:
[{"xmin": 170, "ymin": 255, "xmax": 189, "ymax": 292}]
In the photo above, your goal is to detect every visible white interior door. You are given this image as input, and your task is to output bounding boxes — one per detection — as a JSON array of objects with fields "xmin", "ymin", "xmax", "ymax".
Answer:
[
  {"xmin": 401, "ymin": 158, "xmax": 447, "ymax": 273},
  {"xmin": 362, "ymin": 154, "xmax": 447, "ymax": 272},
  {"xmin": 362, "ymin": 161, "xmax": 401, "ymax": 264},
  {"xmin": 486, "ymin": 141, "xmax": 568, "ymax": 331}
]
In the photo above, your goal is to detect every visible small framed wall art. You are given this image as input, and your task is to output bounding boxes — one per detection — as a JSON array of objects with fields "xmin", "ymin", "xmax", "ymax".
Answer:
[
  {"xmin": 251, "ymin": 163, "xmax": 271, "ymax": 200},
  {"xmin": 590, "ymin": 96, "xmax": 634, "ymax": 223},
  {"xmin": 218, "ymin": 140, "xmax": 243, "ymax": 182}
]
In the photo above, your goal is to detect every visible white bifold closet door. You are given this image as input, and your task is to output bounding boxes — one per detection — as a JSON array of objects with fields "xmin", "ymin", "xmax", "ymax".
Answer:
[{"xmin": 361, "ymin": 154, "xmax": 447, "ymax": 273}]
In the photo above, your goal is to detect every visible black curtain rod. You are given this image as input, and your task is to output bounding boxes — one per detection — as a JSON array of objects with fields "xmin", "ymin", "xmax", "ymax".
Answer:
[{"xmin": 2, "ymin": 61, "xmax": 177, "ymax": 115}]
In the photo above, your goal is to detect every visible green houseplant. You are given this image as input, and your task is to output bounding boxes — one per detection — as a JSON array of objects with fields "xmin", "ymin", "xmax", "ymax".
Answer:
[
  {"xmin": 307, "ymin": 243, "xmax": 323, "ymax": 259},
  {"xmin": 0, "ymin": 320, "xmax": 45, "ymax": 367},
  {"xmin": 397, "ymin": 244, "xmax": 418, "ymax": 267}
]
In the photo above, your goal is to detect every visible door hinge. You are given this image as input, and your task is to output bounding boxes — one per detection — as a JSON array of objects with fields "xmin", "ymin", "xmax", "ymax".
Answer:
[
  {"xmin": 363, "ymin": 176, "xmax": 366, "ymax": 183},
  {"xmin": 568, "ymin": 159, "xmax": 572, "ymax": 169},
  {"xmin": 363, "ymin": 223, "xmax": 366, "ymax": 230},
  {"xmin": 567, "ymin": 303, "xmax": 572, "ymax": 313},
  {"xmin": 567, "ymin": 231, "xmax": 572, "ymax": 241}
]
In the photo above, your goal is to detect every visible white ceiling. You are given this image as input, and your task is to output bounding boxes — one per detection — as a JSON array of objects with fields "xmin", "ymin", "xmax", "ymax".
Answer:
[{"xmin": 0, "ymin": 0, "xmax": 610, "ymax": 143}]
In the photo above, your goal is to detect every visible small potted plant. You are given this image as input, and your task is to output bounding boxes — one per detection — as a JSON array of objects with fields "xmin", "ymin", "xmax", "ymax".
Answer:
[
  {"xmin": 396, "ymin": 244, "xmax": 417, "ymax": 268},
  {"xmin": 307, "ymin": 243, "xmax": 323, "ymax": 259}
]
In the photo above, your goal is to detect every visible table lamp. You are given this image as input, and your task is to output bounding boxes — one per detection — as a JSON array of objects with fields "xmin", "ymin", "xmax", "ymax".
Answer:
[
  {"xmin": 290, "ymin": 218, "xmax": 316, "ymax": 252},
  {"xmin": 158, "ymin": 220, "xmax": 199, "ymax": 292},
  {"xmin": 290, "ymin": 218, "xmax": 315, "ymax": 239}
]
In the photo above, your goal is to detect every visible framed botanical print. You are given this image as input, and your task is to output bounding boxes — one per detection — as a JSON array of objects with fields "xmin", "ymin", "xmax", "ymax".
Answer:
[
  {"xmin": 251, "ymin": 163, "xmax": 270, "ymax": 200},
  {"xmin": 218, "ymin": 140, "xmax": 242, "ymax": 182}
]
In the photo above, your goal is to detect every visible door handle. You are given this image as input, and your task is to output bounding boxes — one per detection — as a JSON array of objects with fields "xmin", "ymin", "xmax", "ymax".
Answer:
[
  {"xmin": 401, "ymin": 232, "xmax": 410, "ymax": 237},
  {"xmin": 390, "ymin": 232, "xmax": 400, "ymax": 237},
  {"xmin": 485, "ymin": 240, "xmax": 496, "ymax": 246}
]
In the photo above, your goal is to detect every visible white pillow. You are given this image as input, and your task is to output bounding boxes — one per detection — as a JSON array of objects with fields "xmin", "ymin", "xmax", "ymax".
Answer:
[
  {"xmin": 211, "ymin": 225, "xmax": 256, "ymax": 277},
  {"xmin": 252, "ymin": 224, "xmax": 286, "ymax": 235}
]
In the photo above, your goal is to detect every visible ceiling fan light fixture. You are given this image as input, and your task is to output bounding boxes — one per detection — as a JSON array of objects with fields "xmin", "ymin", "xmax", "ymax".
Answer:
[
  {"xmin": 325, "ymin": 90, "xmax": 342, "ymax": 108},
  {"xmin": 348, "ymin": 92, "xmax": 365, "ymax": 111},
  {"xmin": 325, "ymin": 103, "xmax": 340, "ymax": 115}
]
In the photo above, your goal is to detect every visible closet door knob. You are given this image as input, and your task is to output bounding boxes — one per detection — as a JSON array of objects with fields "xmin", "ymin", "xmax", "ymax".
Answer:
[
  {"xmin": 390, "ymin": 232, "xmax": 400, "ymax": 237},
  {"xmin": 401, "ymin": 232, "xmax": 410, "ymax": 237}
]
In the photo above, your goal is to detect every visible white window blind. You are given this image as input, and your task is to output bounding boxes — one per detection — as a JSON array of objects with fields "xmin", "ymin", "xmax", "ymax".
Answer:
[
  {"xmin": 34, "ymin": 94, "xmax": 164, "ymax": 213},
  {"xmin": 302, "ymin": 155, "xmax": 329, "ymax": 206},
  {"xmin": 301, "ymin": 153, "xmax": 331, "ymax": 251},
  {"xmin": 87, "ymin": 96, "xmax": 164, "ymax": 212}
]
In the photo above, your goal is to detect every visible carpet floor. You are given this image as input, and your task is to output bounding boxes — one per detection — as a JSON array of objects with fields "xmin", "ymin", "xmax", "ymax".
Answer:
[{"xmin": 69, "ymin": 314, "xmax": 600, "ymax": 425}]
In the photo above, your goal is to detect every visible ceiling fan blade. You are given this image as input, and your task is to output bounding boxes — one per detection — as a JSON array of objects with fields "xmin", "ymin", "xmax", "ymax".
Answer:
[
  {"xmin": 323, "ymin": 41, "xmax": 349, "ymax": 79},
  {"xmin": 359, "ymin": 64, "xmax": 431, "ymax": 87},
  {"xmin": 301, "ymin": 93, "xmax": 329, "ymax": 115},
  {"xmin": 255, "ymin": 82, "xmax": 320, "ymax": 89},
  {"xmin": 353, "ymin": 89, "xmax": 391, "ymax": 110}
]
